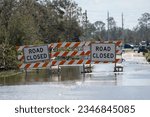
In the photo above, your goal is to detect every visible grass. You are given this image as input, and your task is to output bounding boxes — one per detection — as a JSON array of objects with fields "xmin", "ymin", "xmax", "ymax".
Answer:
[{"xmin": 0, "ymin": 70, "xmax": 22, "ymax": 78}]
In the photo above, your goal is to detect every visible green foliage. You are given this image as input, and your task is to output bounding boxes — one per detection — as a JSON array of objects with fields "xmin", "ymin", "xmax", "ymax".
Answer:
[
  {"xmin": 0, "ymin": 0, "xmax": 84, "ymax": 70},
  {"xmin": 0, "ymin": 0, "xmax": 150, "ymax": 70},
  {"xmin": 0, "ymin": 44, "xmax": 18, "ymax": 70}
]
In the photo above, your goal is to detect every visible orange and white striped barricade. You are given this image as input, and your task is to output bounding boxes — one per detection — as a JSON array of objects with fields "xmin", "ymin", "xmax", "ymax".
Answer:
[{"xmin": 16, "ymin": 41, "xmax": 123, "ymax": 70}]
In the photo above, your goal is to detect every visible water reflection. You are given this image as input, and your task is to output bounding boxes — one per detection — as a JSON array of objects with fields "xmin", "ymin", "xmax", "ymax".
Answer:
[
  {"xmin": 0, "ymin": 65, "xmax": 123, "ymax": 86},
  {"xmin": 0, "ymin": 66, "xmax": 84, "ymax": 86},
  {"xmin": 0, "ymin": 73, "xmax": 25, "ymax": 86}
]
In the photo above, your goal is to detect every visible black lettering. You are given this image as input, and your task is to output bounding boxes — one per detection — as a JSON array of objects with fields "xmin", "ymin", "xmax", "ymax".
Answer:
[
  {"xmin": 99, "ymin": 53, "xmax": 103, "ymax": 58},
  {"xmin": 106, "ymin": 53, "xmax": 109, "ymax": 58},
  {"xmin": 15, "ymin": 107, "xmax": 19, "ymax": 113},
  {"xmin": 40, "ymin": 48, "xmax": 43, "ymax": 52},
  {"xmin": 104, "ymin": 46, "xmax": 107, "ymax": 51},
  {"xmin": 93, "ymin": 53, "xmax": 96, "ymax": 58},
  {"xmin": 37, "ymin": 54, "xmax": 40, "ymax": 59},
  {"xmin": 32, "ymin": 49, "xmax": 36, "ymax": 53},
  {"xmin": 33, "ymin": 55, "xmax": 37, "ymax": 60},
  {"xmin": 47, "ymin": 107, "xmax": 51, "ymax": 113},
  {"xmin": 28, "ymin": 49, "xmax": 32, "ymax": 54},
  {"xmin": 44, "ymin": 54, "xmax": 47, "ymax": 58},
  {"xmin": 110, "ymin": 53, "xmax": 114, "ymax": 58},
  {"xmin": 51, "ymin": 106, "xmax": 54, "ymax": 113},
  {"xmin": 103, "ymin": 53, "xmax": 105, "ymax": 58},
  {"xmin": 96, "ymin": 46, "xmax": 99, "ymax": 51},
  {"xmin": 36, "ymin": 48, "xmax": 40, "ymax": 53},
  {"xmin": 27, "ymin": 56, "xmax": 30, "ymax": 60},
  {"xmin": 37, "ymin": 107, "xmax": 43, "ymax": 113},
  {"xmin": 107, "ymin": 46, "xmax": 111, "ymax": 51},
  {"xmin": 55, "ymin": 107, "xmax": 60, "ymax": 113},
  {"xmin": 100, "ymin": 47, "xmax": 103, "ymax": 51},
  {"xmin": 65, "ymin": 105, "xmax": 70, "ymax": 113}
]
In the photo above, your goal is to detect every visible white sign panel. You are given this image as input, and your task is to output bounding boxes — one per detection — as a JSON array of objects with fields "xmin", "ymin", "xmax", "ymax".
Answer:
[
  {"xmin": 24, "ymin": 45, "xmax": 49, "ymax": 63},
  {"xmin": 91, "ymin": 43, "xmax": 116, "ymax": 62}
]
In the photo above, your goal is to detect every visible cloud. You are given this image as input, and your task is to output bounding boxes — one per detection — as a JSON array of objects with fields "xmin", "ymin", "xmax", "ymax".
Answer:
[{"xmin": 75, "ymin": 0, "xmax": 150, "ymax": 29}]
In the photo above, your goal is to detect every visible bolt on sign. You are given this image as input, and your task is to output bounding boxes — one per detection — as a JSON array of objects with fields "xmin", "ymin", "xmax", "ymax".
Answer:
[
  {"xmin": 23, "ymin": 45, "xmax": 50, "ymax": 63},
  {"xmin": 91, "ymin": 43, "xmax": 116, "ymax": 62}
]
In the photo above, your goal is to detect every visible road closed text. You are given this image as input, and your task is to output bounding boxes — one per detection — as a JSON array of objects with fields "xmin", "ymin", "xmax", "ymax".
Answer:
[
  {"xmin": 93, "ymin": 53, "xmax": 114, "ymax": 59},
  {"xmin": 91, "ymin": 44, "xmax": 115, "ymax": 62},
  {"xmin": 24, "ymin": 45, "xmax": 49, "ymax": 63}
]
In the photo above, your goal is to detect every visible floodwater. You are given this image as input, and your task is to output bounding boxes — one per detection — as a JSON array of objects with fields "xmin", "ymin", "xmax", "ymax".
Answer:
[{"xmin": 0, "ymin": 52, "xmax": 150, "ymax": 100}]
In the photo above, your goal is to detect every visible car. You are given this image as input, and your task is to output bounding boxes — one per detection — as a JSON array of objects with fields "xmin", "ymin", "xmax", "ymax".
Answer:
[
  {"xmin": 138, "ymin": 45, "xmax": 148, "ymax": 53},
  {"xmin": 124, "ymin": 43, "xmax": 134, "ymax": 49},
  {"xmin": 133, "ymin": 45, "xmax": 139, "ymax": 52}
]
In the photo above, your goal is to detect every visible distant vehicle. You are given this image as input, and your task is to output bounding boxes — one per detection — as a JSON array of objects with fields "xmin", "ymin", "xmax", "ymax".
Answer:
[
  {"xmin": 124, "ymin": 43, "xmax": 134, "ymax": 49},
  {"xmin": 133, "ymin": 45, "xmax": 139, "ymax": 52},
  {"xmin": 138, "ymin": 45, "xmax": 148, "ymax": 53},
  {"xmin": 140, "ymin": 41, "xmax": 147, "ymax": 46},
  {"xmin": 138, "ymin": 41, "xmax": 149, "ymax": 53}
]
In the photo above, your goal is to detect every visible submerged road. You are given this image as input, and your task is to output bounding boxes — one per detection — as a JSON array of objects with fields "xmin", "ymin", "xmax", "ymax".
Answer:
[{"xmin": 0, "ymin": 51, "xmax": 150, "ymax": 100}]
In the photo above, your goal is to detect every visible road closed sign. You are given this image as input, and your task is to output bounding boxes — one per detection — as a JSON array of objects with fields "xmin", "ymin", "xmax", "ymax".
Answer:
[
  {"xmin": 24, "ymin": 45, "xmax": 50, "ymax": 63},
  {"xmin": 91, "ymin": 43, "xmax": 116, "ymax": 62}
]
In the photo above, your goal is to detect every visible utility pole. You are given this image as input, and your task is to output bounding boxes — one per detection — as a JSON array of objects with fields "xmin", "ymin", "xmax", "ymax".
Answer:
[
  {"xmin": 85, "ymin": 10, "xmax": 88, "ymax": 40},
  {"xmin": 82, "ymin": 10, "xmax": 88, "ymax": 41},
  {"xmin": 107, "ymin": 11, "xmax": 110, "ymax": 41},
  {"xmin": 121, "ymin": 13, "xmax": 124, "ymax": 43}
]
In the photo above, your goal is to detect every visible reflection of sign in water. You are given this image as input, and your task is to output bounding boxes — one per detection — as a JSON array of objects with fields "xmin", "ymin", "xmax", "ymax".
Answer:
[
  {"xmin": 24, "ymin": 45, "xmax": 49, "ymax": 63},
  {"xmin": 91, "ymin": 43, "xmax": 115, "ymax": 62}
]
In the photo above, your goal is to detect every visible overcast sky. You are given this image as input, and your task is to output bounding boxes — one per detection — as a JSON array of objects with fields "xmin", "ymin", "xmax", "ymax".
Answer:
[{"xmin": 75, "ymin": 0, "xmax": 150, "ymax": 29}]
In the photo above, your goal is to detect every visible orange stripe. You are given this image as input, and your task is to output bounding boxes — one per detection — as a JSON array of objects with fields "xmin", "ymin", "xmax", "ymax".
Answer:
[
  {"xmin": 33, "ymin": 63, "xmax": 40, "ymax": 68},
  {"xmin": 77, "ymin": 60, "xmax": 83, "ymax": 64},
  {"xmin": 52, "ymin": 61, "xmax": 57, "ymax": 66},
  {"xmin": 95, "ymin": 61, "xmax": 100, "ymax": 64},
  {"xmin": 73, "ymin": 42, "xmax": 80, "ymax": 47},
  {"xmin": 53, "ymin": 52, "xmax": 60, "ymax": 57},
  {"xmin": 57, "ymin": 43, "xmax": 62, "ymax": 48},
  {"xmin": 115, "ymin": 41, "xmax": 122, "ymax": 46},
  {"xmin": 25, "ymin": 64, "xmax": 31, "ymax": 69},
  {"xmin": 18, "ymin": 64, "xmax": 22, "ymax": 68},
  {"xmin": 80, "ymin": 51, "xmax": 84, "ymax": 56},
  {"xmin": 68, "ymin": 60, "xmax": 75, "ymax": 64},
  {"xmin": 86, "ymin": 60, "xmax": 91, "ymax": 64},
  {"xmin": 71, "ymin": 51, "xmax": 78, "ymax": 56},
  {"xmin": 116, "ymin": 50, "xmax": 122, "ymax": 54},
  {"xmin": 42, "ymin": 62, "xmax": 49, "ymax": 67},
  {"xmin": 59, "ymin": 60, "xmax": 66, "ymax": 65},
  {"xmin": 116, "ymin": 50, "xmax": 119, "ymax": 53},
  {"xmin": 65, "ymin": 42, "xmax": 71, "ymax": 48},
  {"xmin": 20, "ymin": 56, "xmax": 24, "ymax": 61},
  {"xmin": 48, "ymin": 44, "xmax": 53, "ymax": 49},
  {"xmin": 85, "ymin": 51, "xmax": 91, "ymax": 55},
  {"xmin": 113, "ymin": 59, "xmax": 118, "ymax": 63},
  {"xmin": 62, "ymin": 52, "xmax": 69, "ymax": 57},
  {"xmin": 18, "ymin": 56, "xmax": 24, "ymax": 61},
  {"xmin": 104, "ymin": 61, "xmax": 109, "ymax": 63}
]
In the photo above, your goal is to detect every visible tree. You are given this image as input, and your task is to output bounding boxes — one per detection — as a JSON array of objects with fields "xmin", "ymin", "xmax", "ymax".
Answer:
[
  {"xmin": 137, "ymin": 12, "xmax": 150, "ymax": 43},
  {"xmin": 50, "ymin": 0, "xmax": 83, "ymax": 42},
  {"xmin": 93, "ymin": 21, "xmax": 106, "ymax": 40},
  {"xmin": 108, "ymin": 17, "xmax": 116, "ymax": 29}
]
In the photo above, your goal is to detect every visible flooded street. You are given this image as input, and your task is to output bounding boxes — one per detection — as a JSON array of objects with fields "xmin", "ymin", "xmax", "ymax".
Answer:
[{"xmin": 0, "ymin": 52, "xmax": 150, "ymax": 100}]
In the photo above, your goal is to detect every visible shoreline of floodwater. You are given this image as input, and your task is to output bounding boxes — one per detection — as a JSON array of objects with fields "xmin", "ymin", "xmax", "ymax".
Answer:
[{"xmin": 0, "ymin": 70, "xmax": 23, "ymax": 78}]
